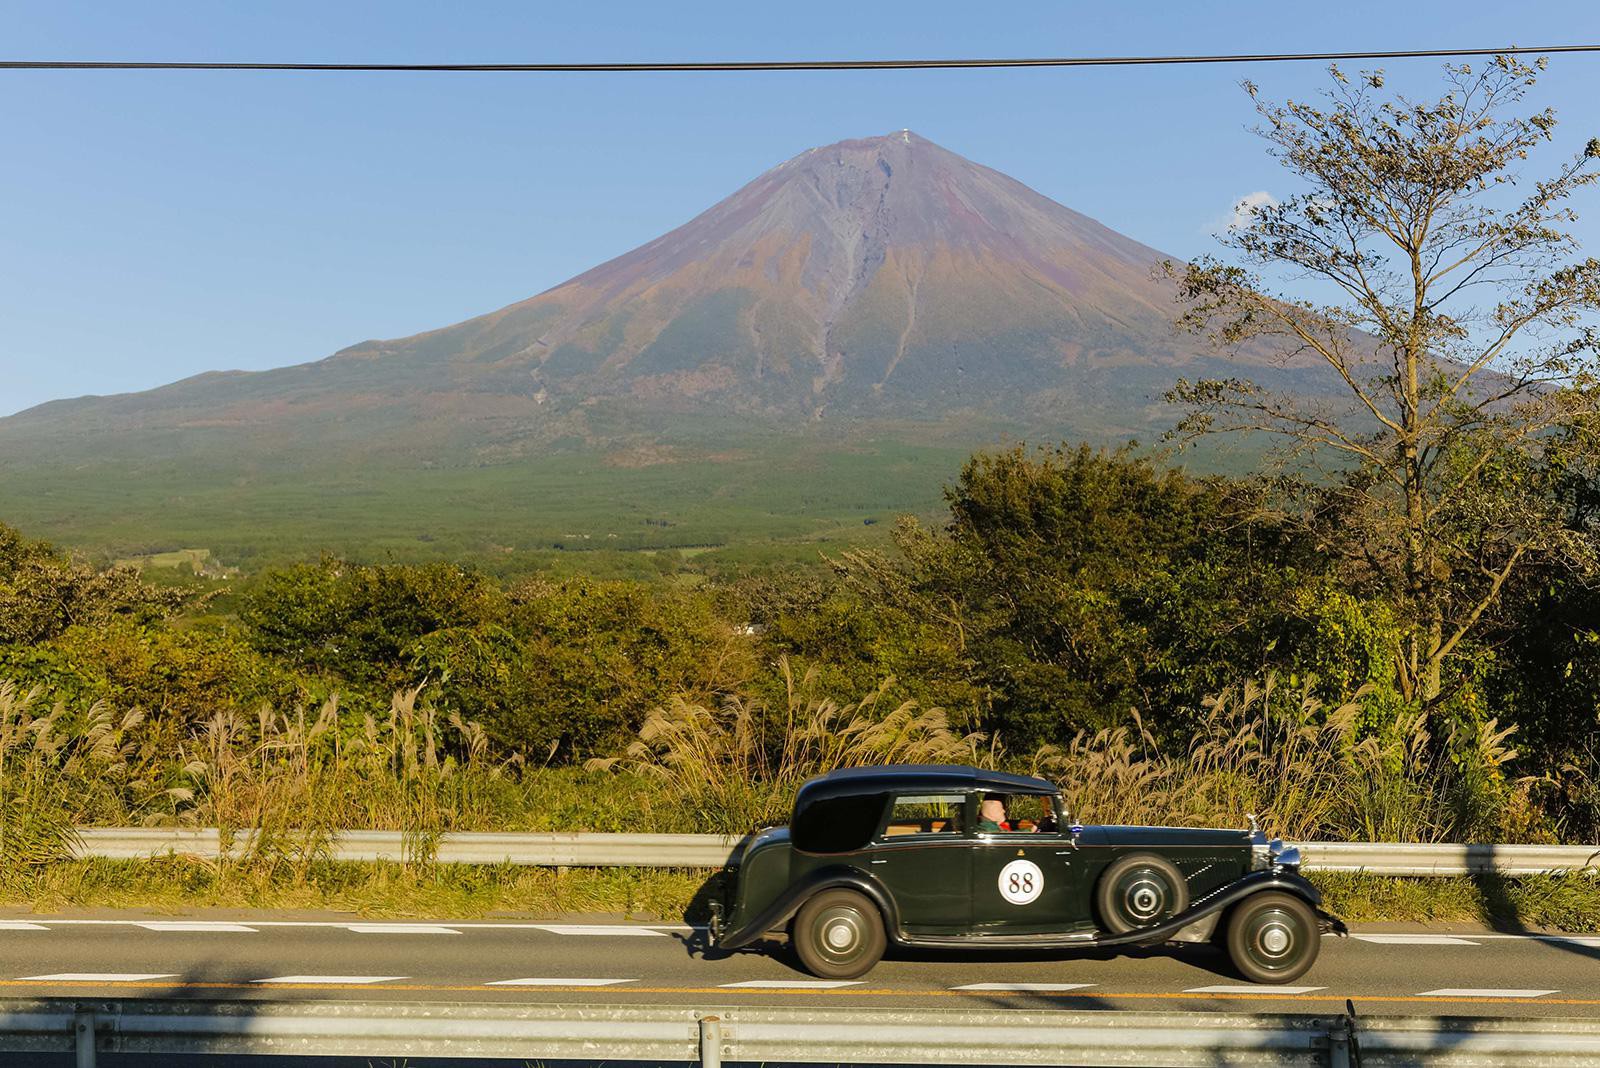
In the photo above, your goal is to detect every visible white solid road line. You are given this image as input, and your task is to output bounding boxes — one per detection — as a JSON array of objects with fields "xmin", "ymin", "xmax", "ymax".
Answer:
[
  {"xmin": 533, "ymin": 924, "xmax": 670, "ymax": 937},
  {"xmin": 346, "ymin": 924, "xmax": 459, "ymax": 935},
  {"xmin": 1186, "ymin": 984, "xmax": 1326, "ymax": 995},
  {"xmin": 18, "ymin": 973, "xmax": 174, "ymax": 982},
  {"xmin": 1417, "ymin": 988, "xmax": 1558, "ymax": 998},
  {"xmin": 254, "ymin": 976, "xmax": 409, "ymax": 985},
  {"xmin": 720, "ymin": 980, "xmax": 864, "ymax": 989},
  {"xmin": 0, "ymin": 919, "xmax": 695, "ymax": 934},
  {"xmin": 951, "ymin": 983, "xmax": 1097, "ymax": 992},
  {"xmin": 135, "ymin": 922, "xmax": 257, "ymax": 933},
  {"xmin": 1473, "ymin": 933, "xmax": 1600, "ymax": 948},
  {"xmin": 1352, "ymin": 934, "xmax": 1481, "ymax": 945},
  {"xmin": 485, "ymin": 978, "xmax": 639, "ymax": 987}
]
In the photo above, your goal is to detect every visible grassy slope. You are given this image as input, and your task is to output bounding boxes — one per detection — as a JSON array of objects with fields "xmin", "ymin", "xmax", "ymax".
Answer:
[
  {"xmin": 0, "ymin": 406, "xmax": 1275, "ymax": 575},
  {"xmin": 0, "ymin": 427, "xmax": 974, "ymax": 572}
]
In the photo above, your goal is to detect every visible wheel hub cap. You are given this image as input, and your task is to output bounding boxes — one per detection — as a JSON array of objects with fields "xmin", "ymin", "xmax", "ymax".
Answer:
[
  {"xmin": 815, "ymin": 906, "xmax": 864, "ymax": 960},
  {"xmin": 1260, "ymin": 923, "xmax": 1291, "ymax": 955},
  {"xmin": 1126, "ymin": 876, "xmax": 1165, "ymax": 920},
  {"xmin": 1249, "ymin": 910, "xmax": 1301, "ymax": 966}
]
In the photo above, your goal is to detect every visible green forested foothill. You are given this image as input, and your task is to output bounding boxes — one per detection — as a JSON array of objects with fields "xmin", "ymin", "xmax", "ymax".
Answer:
[{"xmin": 2, "ymin": 440, "xmax": 1597, "ymax": 844}]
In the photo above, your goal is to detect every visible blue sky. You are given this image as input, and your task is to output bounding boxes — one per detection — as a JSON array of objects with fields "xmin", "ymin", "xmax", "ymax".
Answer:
[{"xmin": 4, "ymin": 1, "xmax": 1600, "ymax": 416}]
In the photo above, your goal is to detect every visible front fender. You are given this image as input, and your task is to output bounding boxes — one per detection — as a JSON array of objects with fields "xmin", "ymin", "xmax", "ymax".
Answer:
[
  {"xmin": 1096, "ymin": 869, "xmax": 1339, "ymax": 948},
  {"xmin": 715, "ymin": 864, "xmax": 900, "ymax": 950}
]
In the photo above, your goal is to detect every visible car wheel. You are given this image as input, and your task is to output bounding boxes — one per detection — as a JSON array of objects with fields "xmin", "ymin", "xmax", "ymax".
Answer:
[
  {"xmin": 1225, "ymin": 891, "xmax": 1320, "ymax": 984},
  {"xmin": 791, "ymin": 888, "xmax": 887, "ymax": 979},
  {"xmin": 1095, "ymin": 853, "xmax": 1190, "ymax": 934}
]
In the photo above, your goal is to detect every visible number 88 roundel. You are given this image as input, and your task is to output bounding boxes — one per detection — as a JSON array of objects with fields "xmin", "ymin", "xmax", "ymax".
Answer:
[{"xmin": 997, "ymin": 859, "xmax": 1044, "ymax": 905}]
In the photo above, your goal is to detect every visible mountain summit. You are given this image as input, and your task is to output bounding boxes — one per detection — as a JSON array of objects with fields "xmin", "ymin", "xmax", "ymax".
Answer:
[
  {"xmin": 334, "ymin": 128, "xmax": 1183, "ymax": 418},
  {"xmin": 6, "ymin": 131, "xmax": 1249, "ymax": 440}
]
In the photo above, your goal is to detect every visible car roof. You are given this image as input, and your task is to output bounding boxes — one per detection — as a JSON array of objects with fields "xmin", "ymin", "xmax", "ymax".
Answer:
[{"xmin": 794, "ymin": 763, "xmax": 1058, "ymax": 807}]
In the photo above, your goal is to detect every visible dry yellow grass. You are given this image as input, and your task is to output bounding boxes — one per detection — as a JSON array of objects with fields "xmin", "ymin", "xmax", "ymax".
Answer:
[{"xmin": 588, "ymin": 658, "xmax": 989, "ymax": 832}]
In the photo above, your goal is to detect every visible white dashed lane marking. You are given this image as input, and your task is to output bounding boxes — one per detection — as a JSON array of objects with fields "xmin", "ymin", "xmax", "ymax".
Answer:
[
  {"xmin": 346, "ymin": 924, "xmax": 458, "ymax": 935},
  {"xmin": 1186, "ymin": 984, "xmax": 1325, "ymax": 994},
  {"xmin": 0, "ymin": 922, "xmax": 48, "ymax": 931},
  {"xmin": 254, "ymin": 975, "xmax": 409, "ymax": 985},
  {"xmin": 1352, "ymin": 934, "xmax": 1481, "ymax": 945},
  {"xmin": 19, "ymin": 973, "xmax": 174, "ymax": 982},
  {"xmin": 135, "ymin": 922, "xmax": 257, "ymax": 933},
  {"xmin": 952, "ymin": 983, "xmax": 1096, "ymax": 992},
  {"xmin": 720, "ymin": 980, "xmax": 863, "ymax": 989},
  {"xmin": 486, "ymin": 977, "xmax": 638, "ymax": 987},
  {"xmin": 1417, "ymin": 988, "xmax": 1558, "ymax": 998}
]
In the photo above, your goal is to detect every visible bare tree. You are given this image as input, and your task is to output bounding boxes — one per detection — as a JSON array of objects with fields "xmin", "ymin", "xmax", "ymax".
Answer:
[{"xmin": 1167, "ymin": 56, "xmax": 1600, "ymax": 706}]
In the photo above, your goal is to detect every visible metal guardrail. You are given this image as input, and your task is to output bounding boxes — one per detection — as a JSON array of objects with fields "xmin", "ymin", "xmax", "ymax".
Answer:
[
  {"xmin": 71, "ymin": 827, "xmax": 743, "ymax": 867},
  {"xmin": 70, "ymin": 828, "xmax": 1600, "ymax": 877},
  {"xmin": 1303, "ymin": 842, "xmax": 1600, "ymax": 877},
  {"xmin": 10, "ymin": 997, "xmax": 1600, "ymax": 1066}
]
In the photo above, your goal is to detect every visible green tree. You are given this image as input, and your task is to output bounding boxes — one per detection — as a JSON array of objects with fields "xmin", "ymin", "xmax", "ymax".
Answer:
[
  {"xmin": 830, "ymin": 445, "xmax": 1314, "ymax": 748},
  {"xmin": 0, "ymin": 522, "xmax": 185, "ymax": 645},
  {"xmin": 412, "ymin": 578, "xmax": 749, "ymax": 759},
  {"xmin": 240, "ymin": 558, "xmax": 503, "ymax": 685},
  {"xmin": 1168, "ymin": 57, "xmax": 1600, "ymax": 707}
]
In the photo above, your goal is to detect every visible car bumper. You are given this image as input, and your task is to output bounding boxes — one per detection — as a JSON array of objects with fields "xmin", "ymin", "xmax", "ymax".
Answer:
[{"xmin": 1317, "ymin": 908, "xmax": 1349, "ymax": 936}]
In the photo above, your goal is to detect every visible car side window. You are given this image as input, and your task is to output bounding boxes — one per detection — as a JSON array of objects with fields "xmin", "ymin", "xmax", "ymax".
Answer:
[
  {"xmin": 881, "ymin": 793, "xmax": 967, "ymax": 837},
  {"xmin": 982, "ymin": 793, "xmax": 1063, "ymax": 835}
]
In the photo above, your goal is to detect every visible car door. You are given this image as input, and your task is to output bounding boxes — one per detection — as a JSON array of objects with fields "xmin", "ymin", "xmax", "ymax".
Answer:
[
  {"xmin": 970, "ymin": 793, "xmax": 1090, "ymax": 935},
  {"xmin": 867, "ymin": 791, "xmax": 974, "ymax": 934}
]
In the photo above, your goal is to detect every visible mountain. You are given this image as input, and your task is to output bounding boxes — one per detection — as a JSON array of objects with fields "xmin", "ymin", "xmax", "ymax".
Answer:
[
  {"xmin": 4, "ymin": 130, "xmax": 1309, "ymax": 442},
  {"xmin": 0, "ymin": 131, "xmax": 1322, "ymax": 563}
]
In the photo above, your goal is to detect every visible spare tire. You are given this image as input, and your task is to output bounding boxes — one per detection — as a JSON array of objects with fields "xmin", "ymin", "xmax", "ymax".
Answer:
[{"xmin": 1095, "ymin": 853, "xmax": 1189, "ymax": 934}]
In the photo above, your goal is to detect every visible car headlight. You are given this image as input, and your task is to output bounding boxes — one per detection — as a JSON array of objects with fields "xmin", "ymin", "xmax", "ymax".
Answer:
[{"xmin": 1249, "ymin": 830, "xmax": 1300, "ymax": 872}]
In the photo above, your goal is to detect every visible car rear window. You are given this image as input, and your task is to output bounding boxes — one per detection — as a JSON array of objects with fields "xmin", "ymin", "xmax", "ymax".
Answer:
[
  {"xmin": 791, "ymin": 791, "xmax": 890, "ymax": 853},
  {"xmin": 882, "ymin": 793, "xmax": 966, "ymax": 837}
]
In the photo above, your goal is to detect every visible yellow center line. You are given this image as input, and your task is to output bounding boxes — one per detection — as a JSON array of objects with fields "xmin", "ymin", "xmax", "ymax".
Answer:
[{"xmin": 0, "ymin": 979, "xmax": 1595, "ymax": 1006}]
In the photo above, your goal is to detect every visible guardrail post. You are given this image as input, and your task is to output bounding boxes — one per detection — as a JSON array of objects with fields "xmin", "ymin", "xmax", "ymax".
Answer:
[
  {"xmin": 73, "ymin": 1010, "xmax": 96, "ymax": 1068},
  {"xmin": 699, "ymin": 1014, "xmax": 722, "ymax": 1068},
  {"xmin": 1327, "ymin": 1023, "xmax": 1350, "ymax": 1068},
  {"xmin": 1326, "ymin": 1003, "xmax": 1359, "ymax": 1068}
]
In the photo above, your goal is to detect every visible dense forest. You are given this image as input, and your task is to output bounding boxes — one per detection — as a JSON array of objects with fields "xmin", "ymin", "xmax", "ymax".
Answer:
[{"xmin": 3, "ymin": 442, "xmax": 1596, "ymax": 843}]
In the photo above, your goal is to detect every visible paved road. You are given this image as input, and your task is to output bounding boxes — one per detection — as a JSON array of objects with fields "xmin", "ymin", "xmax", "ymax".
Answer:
[{"xmin": 0, "ymin": 912, "xmax": 1597, "ymax": 1020}]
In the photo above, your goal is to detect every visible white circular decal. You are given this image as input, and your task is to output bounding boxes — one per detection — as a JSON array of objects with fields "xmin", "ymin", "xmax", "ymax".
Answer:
[{"xmin": 998, "ymin": 859, "xmax": 1044, "ymax": 905}]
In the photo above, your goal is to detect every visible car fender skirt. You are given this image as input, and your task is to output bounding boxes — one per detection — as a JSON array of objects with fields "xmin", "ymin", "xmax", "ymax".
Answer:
[
  {"xmin": 715, "ymin": 867, "xmax": 898, "ymax": 950},
  {"xmin": 1092, "ymin": 870, "xmax": 1331, "ymax": 948}
]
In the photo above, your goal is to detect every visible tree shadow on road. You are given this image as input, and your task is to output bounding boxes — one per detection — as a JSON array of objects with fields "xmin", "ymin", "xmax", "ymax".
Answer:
[{"xmin": 1470, "ymin": 851, "xmax": 1600, "ymax": 964}]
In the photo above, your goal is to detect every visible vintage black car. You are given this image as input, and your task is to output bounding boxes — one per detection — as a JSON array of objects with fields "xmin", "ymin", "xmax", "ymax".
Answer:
[{"xmin": 708, "ymin": 765, "xmax": 1345, "ymax": 983}]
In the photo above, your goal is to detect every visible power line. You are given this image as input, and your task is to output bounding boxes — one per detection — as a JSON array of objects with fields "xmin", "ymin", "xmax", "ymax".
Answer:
[{"xmin": 3, "ymin": 44, "xmax": 1600, "ymax": 73}]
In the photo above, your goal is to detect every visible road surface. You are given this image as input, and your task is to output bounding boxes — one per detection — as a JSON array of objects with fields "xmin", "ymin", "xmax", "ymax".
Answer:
[{"xmin": 0, "ymin": 911, "xmax": 1596, "ymax": 1019}]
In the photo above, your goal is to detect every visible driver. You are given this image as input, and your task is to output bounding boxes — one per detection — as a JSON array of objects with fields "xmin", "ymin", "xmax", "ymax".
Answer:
[{"xmin": 978, "ymin": 794, "xmax": 1009, "ymax": 832}]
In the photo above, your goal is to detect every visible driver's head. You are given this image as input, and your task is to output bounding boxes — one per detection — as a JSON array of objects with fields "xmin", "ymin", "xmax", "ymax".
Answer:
[{"xmin": 980, "ymin": 795, "xmax": 1007, "ymax": 824}]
